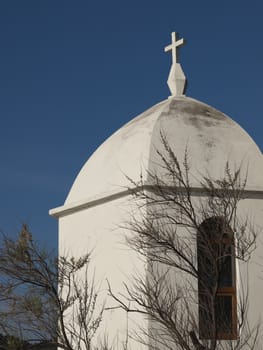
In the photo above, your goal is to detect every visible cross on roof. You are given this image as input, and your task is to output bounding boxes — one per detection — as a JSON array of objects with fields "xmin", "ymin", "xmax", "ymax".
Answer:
[{"xmin": 164, "ymin": 32, "xmax": 185, "ymax": 64}]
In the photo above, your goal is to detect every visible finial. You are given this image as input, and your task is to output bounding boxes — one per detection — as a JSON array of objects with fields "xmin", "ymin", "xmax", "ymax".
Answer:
[{"xmin": 164, "ymin": 32, "xmax": 186, "ymax": 96}]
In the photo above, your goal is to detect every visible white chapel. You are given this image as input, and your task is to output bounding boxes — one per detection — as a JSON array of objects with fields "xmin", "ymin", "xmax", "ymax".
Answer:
[{"xmin": 50, "ymin": 33, "xmax": 263, "ymax": 349}]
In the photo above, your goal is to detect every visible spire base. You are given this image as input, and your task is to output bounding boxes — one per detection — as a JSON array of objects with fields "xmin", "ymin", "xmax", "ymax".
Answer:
[{"xmin": 167, "ymin": 63, "xmax": 186, "ymax": 96}]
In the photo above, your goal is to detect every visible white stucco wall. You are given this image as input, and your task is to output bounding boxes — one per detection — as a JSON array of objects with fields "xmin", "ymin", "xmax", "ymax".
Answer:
[
  {"xmin": 58, "ymin": 195, "xmax": 149, "ymax": 350},
  {"xmin": 55, "ymin": 189, "xmax": 263, "ymax": 349},
  {"xmin": 237, "ymin": 198, "xmax": 263, "ymax": 331}
]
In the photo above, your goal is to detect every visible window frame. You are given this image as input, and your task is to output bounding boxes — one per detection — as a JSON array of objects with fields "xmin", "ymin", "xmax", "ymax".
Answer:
[{"xmin": 197, "ymin": 217, "xmax": 237, "ymax": 340}]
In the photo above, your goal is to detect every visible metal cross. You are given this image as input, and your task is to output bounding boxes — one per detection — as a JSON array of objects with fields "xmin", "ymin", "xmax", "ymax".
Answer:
[{"xmin": 164, "ymin": 32, "xmax": 185, "ymax": 64}]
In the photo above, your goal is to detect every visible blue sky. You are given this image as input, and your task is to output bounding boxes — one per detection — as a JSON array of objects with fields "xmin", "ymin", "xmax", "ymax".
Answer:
[{"xmin": 0, "ymin": 0, "xmax": 262, "ymax": 249}]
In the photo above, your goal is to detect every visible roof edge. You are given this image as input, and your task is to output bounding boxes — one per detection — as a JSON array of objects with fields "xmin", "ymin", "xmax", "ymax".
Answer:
[{"xmin": 50, "ymin": 184, "xmax": 263, "ymax": 218}]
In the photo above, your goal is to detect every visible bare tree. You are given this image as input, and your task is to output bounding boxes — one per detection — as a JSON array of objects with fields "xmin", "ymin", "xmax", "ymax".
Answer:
[
  {"xmin": 109, "ymin": 135, "xmax": 261, "ymax": 350},
  {"xmin": 0, "ymin": 224, "xmax": 104, "ymax": 350}
]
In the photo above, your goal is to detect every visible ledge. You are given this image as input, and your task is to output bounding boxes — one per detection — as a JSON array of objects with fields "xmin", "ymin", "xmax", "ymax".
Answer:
[{"xmin": 49, "ymin": 183, "xmax": 263, "ymax": 219}]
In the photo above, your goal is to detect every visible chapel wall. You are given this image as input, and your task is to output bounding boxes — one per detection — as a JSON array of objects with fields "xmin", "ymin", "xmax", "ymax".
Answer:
[{"xmin": 59, "ymin": 195, "xmax": 149, "ymax": 350}]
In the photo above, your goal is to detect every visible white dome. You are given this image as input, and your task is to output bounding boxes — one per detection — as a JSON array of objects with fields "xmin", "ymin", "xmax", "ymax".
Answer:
[{"xmin": 65, "ymin": 96, "xmax": 263, "ymax": 205}]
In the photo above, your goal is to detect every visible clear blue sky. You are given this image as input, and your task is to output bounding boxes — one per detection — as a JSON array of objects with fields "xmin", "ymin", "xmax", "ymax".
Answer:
[{"xmin": 0, "ymin": 1, "xmax": 262, "ymax": 249}]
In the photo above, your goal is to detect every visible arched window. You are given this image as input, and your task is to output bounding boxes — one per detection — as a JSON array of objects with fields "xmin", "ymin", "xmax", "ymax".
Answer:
[{"xmin": 197, "ymin": 217, "xmax": 237, "ymax": 340}]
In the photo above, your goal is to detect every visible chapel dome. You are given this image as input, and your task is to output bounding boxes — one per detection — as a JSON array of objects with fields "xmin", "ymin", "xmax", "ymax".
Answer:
[{"xmin": 65, "ymin": 95, "xmax": 263, "ymax": 205}]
